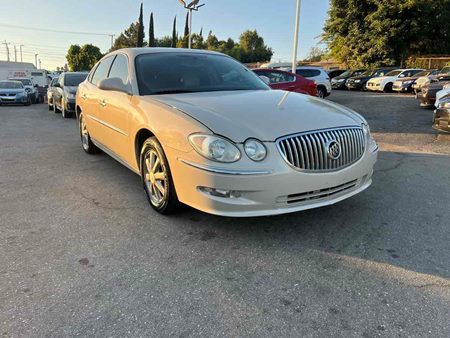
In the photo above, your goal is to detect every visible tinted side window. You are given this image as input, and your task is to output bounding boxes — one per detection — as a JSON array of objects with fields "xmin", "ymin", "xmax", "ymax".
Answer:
[
  {"xmin": 296, "ymin": 69, "xmax": 320, "ymax": 78},
  {"xmin": 108, "ymin": 54, "xmax": 129, "ymax": 85},
  {"xmin": 91, "ymin": 57, "xmax": 114, "ymax": 87}
]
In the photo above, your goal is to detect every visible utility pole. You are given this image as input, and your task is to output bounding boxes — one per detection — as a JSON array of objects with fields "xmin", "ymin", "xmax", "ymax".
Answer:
[
  {"xmin": 34, "ymin": 53, "xmax": 38, "ymax": 68},
  {"xmin": 3, "ymin": 40, "xmax": 10, "ymax": 61},
  {"xmin": 178, "ymin": 0, "xmax": 205, "ymax": 49},
  {"xmin": 14, "ymin": 45, "xmax": 17, "ymax": 62},
  {"xmin": 19, "ymin": 45, "xmax": 23, "ymax": 62},
  {"xmin": 39, "ymin": 59, "xmax": 42, "ymax": 69},
  {"xmin": 292, "ymin": 0, "xmax": 302, "ymax": 73},
  {"xmin": 109, "ymin": 34, "xmax": 115, "ymax": 49}
]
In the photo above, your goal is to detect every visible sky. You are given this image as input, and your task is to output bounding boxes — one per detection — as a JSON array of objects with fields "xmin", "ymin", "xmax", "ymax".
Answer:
[{"xmin": 0, "ymin": 0, "xmax": 330, "ymax": 70}]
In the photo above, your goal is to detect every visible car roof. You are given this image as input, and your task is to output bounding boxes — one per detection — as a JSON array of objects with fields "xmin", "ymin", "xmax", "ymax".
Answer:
[{"xmin": 104, "ymin": 47, "xmax": 225, "ymax": 61}]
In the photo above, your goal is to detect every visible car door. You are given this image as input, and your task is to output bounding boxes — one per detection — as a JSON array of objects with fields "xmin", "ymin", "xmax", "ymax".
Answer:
[
  {"xmin": 53, "ymin": 74, "xmax": 64, "ymax": 109},
  {"xmin": 82, "ymin": 56, "xmax": 115, "ymax": 145},
  {"xmin": 96, "ymin": 54, "xmax": 133, "ymax": 161}
]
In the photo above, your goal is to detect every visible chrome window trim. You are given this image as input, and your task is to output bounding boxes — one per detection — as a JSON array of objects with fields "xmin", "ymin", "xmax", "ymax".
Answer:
[{"xmin": 178, "ymin": 159, "xmax": 272, "ymax": 175}]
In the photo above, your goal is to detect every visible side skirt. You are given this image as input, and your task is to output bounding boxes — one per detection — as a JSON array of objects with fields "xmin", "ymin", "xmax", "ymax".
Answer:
[{"xmin": 91, "ymin": 138, "xmax": 141, "ymax": 176}]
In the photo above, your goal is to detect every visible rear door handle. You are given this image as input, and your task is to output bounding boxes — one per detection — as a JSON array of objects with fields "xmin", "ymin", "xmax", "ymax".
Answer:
[{"xmin": 99, "ymin": 99, "xmax": 106, "ymax": 107}]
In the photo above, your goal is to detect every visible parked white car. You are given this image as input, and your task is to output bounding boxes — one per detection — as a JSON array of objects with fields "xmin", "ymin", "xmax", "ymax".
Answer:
[
  {"xmin": 366, "ymin": 69, "xmax": 424, "ymax": 92},
  {"xmin": 281, "ymin": 66, "xmax": 332, "ymax": 98},
  {"xmin": 435, "ymin": 83, "xmax": 450, "ymax": 107}
]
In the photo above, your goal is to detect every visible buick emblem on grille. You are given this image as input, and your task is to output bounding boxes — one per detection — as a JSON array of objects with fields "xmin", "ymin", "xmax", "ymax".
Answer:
[{"xmin": 327, "ymin": 140, "xmax": 342, "ymax": 160}]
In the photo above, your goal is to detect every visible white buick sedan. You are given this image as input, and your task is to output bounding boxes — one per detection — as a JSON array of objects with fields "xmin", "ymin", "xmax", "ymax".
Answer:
[{"xmin": 76, "ymin": 48, "xmax": 378, "ymax": 217}]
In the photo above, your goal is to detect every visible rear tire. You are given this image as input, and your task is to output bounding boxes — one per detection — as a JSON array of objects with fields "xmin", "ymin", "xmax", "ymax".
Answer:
[
  {"xmin": 317, "ymin": 86, "xmax": 326, "ymax": 99},
  {"xmin": 53, "ymin": 99, "xmax": 60, "ymax": 113},
  {"xmin": 79, "ymin": 113, "xmax": 100, "ymax": 154},
  {"xmin": 140, "ymin": 137, "xmax": 179, "ymax": 215}
]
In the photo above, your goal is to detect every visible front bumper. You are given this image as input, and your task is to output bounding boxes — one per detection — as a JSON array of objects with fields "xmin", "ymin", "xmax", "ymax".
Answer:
[
  {"xmin": 66, "ymin": 98, "xmax": 76, "ymax": 112},
  {"xmin": 433, "ymin": 108, "xmax": 450, "ymax": 132},
  {"xmin": 165, "ymin": 143, "xmax": 378, "ymax": 217},
  {"xmin": 366, "ymin": 82, "xmax": 381, "ymax": 91},
  {"xmin": 0, "ymin": 94, "xmax": 28, "ymax": 104},
  {"xmin": 331, "ymin": 81, "xmax": 346, "ymax": 89},
  {"xmin": 416, "ymin": 91, "xmax": 436, "ymax": 106},
  {"xmin": 346, "ymin": 81, "xmax": 364, "ymax": 90},
  {"xmin": 392, "ymin": 84, "xmax": 411, "ymax": 92}
]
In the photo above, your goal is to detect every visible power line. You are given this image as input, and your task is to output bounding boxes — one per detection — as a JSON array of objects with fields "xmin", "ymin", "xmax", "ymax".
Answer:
[{"xmin": 0, "ymin": 23, "xmax": 113, "ymax": 37}]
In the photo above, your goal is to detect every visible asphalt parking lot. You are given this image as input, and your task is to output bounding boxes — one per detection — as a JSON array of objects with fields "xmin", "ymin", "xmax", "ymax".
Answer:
[{"xmin": 1, "ymin": 91, "xmax": 450, "ymax": 337}]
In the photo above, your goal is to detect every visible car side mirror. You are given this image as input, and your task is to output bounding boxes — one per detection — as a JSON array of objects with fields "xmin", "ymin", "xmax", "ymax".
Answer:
[
  {"xmin": 259, "ymin": 75, "xmax": 271, "ymax": 85},
  {"xmin": 98, "ymin": 77, "xmax": 131, "ymax": 94},
  {"xmin": 54, "ymin": 83, "xmax": 61, "ymax": 88}
]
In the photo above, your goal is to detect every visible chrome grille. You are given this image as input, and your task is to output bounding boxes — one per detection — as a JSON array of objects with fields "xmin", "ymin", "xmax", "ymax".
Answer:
[{"xmin": 277, "ymin": 127, "xmax": 365, "ymax": 171}]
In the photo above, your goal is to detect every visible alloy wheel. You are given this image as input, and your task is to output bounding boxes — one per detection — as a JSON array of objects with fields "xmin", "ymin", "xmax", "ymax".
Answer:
[
  {"xmin": 143, "ymin": 149, "xmax": 167, "ymax": 207},
  {"xmin": 80, "ymin": 116, "xmax": 89, "ymax": 151}
]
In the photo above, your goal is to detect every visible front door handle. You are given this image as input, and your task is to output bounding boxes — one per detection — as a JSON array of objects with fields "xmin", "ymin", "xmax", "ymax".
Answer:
[
  {"xmin": 99, "ymin": 99, "xmax": 106, "ymax": 107},
  {"xmin": 81, "ymin": 94, "xmax": 87, "ymax": 100}
]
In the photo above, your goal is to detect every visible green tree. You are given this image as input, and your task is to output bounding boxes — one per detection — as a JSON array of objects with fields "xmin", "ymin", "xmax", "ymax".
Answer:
[
  {"xmin": 111, "ymin": 22, "xmax": 139, "ymax": 51},
  {"xmin": 171, "ymin": 16, "xmax": 177, "ymax": 48},
  {"xmin": 323, "ymin": 0, "xmax": 450, "ymax": 67},
  {"xmin": 66, "ymin": 44, "xmax": 102, "ymax": 71},
  {"xmin": 137, "ymin": 3, "xmax": 145, "ymax": 47},
  {"xmin": 239, "ymin": 30, "xmax": 273, "ymax": 63},
  {"xmin": 184, "ymin": 12, "xmax": 189, "ymax": 38},
  {"xmin": 304, "ymin": 46, "xmax": 326, "ymax": 62},
  {"xmin": 206, "ymin": 31, "xmax": 219, "ymax": 50},
  {"xmin": 149, "ymin": 12, "xmax": 155, "ymax": 47},
  {"xmin": 157, "ymin": 36, "xmax": 173, "ymax": 48}
]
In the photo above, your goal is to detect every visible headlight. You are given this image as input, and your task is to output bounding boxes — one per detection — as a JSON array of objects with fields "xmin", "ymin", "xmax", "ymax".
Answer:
[
  {"xmin": 403, "ymin": 80, "xmax": 413, "ymax": 85},
  {"xmin": 362, "ymin": 123, "xmax": 378, "ymax": 152},
  {"xmin": 354, "ymin": 79, "xmax": 361, "ymax": 83},
  {"xmin": 439, "ymin": 101, "xmax": 450, "ymax": 109},
  {"xmin": 67, "ymin": 93, "xmax": 75, "ymax": 99},
  {"xmin": 244, "ymin": 139, "xmax": 267, "ymax": 161},
  {"xmin": 189, "ymin": 134, "xmax": 241, "ymax": 163},
  {"xmin": 338, "ymin": 78, "xmax": 345, "ymax": 82}
]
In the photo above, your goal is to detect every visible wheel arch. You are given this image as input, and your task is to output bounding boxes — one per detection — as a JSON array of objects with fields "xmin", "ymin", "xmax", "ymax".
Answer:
[{"xmin": 135, "ymin": 128, "xmax": 155, "ymax": 170}]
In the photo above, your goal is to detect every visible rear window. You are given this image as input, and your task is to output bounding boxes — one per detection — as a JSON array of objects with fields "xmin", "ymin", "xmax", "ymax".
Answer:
[
  {"xmin": 65, "ymin": 73, "xmax": 87, "ymax": 86},
  {"xmin": 296, "ymin": 69, "xmax": 321, "ymax": 78}
]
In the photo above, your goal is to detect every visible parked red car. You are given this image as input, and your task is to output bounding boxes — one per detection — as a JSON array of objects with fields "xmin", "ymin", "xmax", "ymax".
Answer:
[{"xmin": 253, "ymin": 68, "xmax": 317, "ymax": 97}]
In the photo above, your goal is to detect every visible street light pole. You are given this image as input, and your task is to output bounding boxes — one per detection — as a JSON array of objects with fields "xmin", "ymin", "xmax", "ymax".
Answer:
[
  {"xmin": 179, "ymin": 0, "xmax": 205, "ymax": 49},
  {"xmin": 35, "ymin": 53, "xmax": 38, "ymax": 68},
  {"xmin": 188, "ymin": 8, "xmax": 193, "ymax": 49},
  {"xmin": 292, "ymin": 0, "xmax": 302, "ymax": 73},
  {"xmin": 19, "ymin": 45, "xmax": 23, "ymax": 62}
]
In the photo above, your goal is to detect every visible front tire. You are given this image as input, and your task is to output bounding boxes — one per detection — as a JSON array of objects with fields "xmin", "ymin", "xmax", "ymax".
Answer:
[
  {"xmin": 61, "ymin": 101, "xmax": 71, "ymax": 118},
  {"xmin": 140, "ymin": 137, "xmax": 179, "ymax": 214},
  {"xmin": 79, "ymin": 113, "xmax": 100, "ymax": 154},
  {"xmin": 383, "ymin": 83, "xmax": 393, "ymax": 93}
]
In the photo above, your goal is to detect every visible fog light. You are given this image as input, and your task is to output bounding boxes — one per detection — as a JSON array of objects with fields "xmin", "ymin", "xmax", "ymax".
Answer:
[
  {"xmin": 369, "ymin": 137, "xmax": 378, "ymax": 152},
  {"xmin": 198, "ymin": 186, "xmax": 242, "ymax": 198}
]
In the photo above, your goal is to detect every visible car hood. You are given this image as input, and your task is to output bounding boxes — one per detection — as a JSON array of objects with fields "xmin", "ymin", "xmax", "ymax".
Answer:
[
  {"xmin": 148, "ymin": 90, "xmax": 364, "ymax": 142},
  {"xmin": 395, "ymin": 76, "xmax": 418, "ymax": 83},
  {"xmin": 0, "ymin": 88, "xmax": 25, "ymax": 94},
  {"xmin": 349, "ymin": 75, "xmax": 370, "ymax": 81}
]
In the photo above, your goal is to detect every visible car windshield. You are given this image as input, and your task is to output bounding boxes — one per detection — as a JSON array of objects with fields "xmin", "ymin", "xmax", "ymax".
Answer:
[
  {"xmin": 135, "ymin": 53, "xmax": 269, "ymax": 95},
  {"xmin": 338, "ymin": 70, "xmax": 352, "ymax": 77},
  {"xmin": 385, "ymin": 70, "xmax": 402, "ymax": 77},
  {"xmin": 414, "ymin": 71, "xmax": 430, "ymax": 77},
  {"xmin": 12, "ymin": 79, "xmax": 32, "ymax": 86},
  {"xmin": 441, "ymin": 67, "xmax": 450, "ymax": 74},
  {"xmin": 361, "ymin": 70, "xmax": 373, "ymax": 76},
  {"xmin": 65, "ymin": 74, "xmax": 87, "ymax": 86},
  {"xmin": 0, "ymin": 81, "xmax": 23, "ymax": 89}
]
